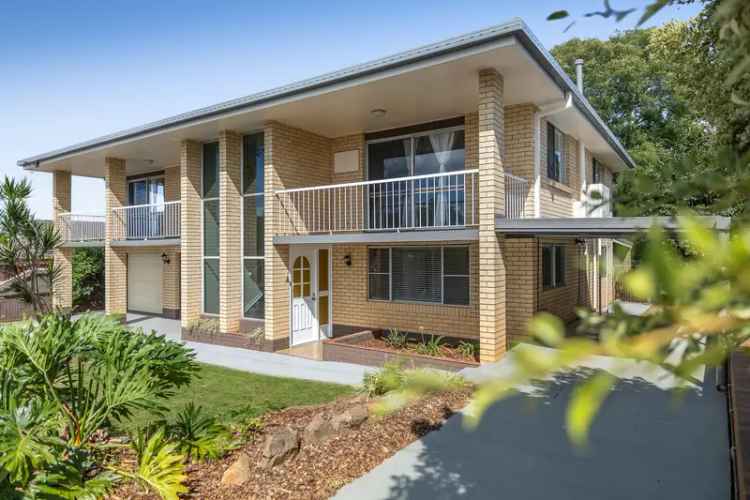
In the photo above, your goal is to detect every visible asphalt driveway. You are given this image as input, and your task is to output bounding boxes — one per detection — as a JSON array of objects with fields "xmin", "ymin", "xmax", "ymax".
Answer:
[{"xmin": 335, "ymin": 345, "xmax": 730, "ymax": 500}]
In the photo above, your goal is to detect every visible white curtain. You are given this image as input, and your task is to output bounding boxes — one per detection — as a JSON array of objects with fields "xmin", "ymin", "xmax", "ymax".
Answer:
[{"xmin": 429, "ymin": 131, "xmax": 457, "ymax": 225}]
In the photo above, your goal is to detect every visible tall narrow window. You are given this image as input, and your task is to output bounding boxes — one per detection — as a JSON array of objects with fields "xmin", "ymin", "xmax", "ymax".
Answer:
[
  {"xmin": 203, "ymin": 142, "xmax": 220, "ymax": 315},
  {"xmin": 542, "ymin": 244, "xmax": 566, "ymax": 289},
  {"xmin": 547, "ymin": 123, "xmax": 566, "ymax": 183},
  {"xmin": 242, "ymin": 133, "xmax": 265, "ymax": 319},
  {"xmin": 592, "ymin": 158, "xmax": 601, "ymax": 184}
]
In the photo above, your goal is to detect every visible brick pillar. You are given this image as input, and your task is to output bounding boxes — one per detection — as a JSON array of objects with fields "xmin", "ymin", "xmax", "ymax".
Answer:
[
  {"xmin": 264, "ymin": 122, "xmax": 290, "ymax": 348},
  {"xmin": 219, "ymin": 130, "xmax": 242, "ymax": 333},
  {"xmin": 52, "ymin": 171, "xmax": 73, "ymax": 310},
  {"xmin": 105, "ymin": 158, "xmax": 127, "ymax": 315},
  {"xmin": 180, "ymin": 140, "xmax": 202, "ymax": 327},
  {"xmin": 478, "ymin": 68, "xmax": 507, "ymax": 363}
]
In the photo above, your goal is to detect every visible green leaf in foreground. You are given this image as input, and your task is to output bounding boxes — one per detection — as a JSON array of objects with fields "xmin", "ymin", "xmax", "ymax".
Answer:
[{"xmin": 566, "ymin": 372, "xmax": 616, "ymax": 447}]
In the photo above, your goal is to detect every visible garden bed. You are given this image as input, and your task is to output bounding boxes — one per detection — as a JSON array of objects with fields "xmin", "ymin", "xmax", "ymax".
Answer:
[
  {"xmin": 322, "ymin": 329, "xmax": 479, "ymax": 371},
  {"xmin": 115, "ymin": 387, "xmax": 472, "ymax": 499}
]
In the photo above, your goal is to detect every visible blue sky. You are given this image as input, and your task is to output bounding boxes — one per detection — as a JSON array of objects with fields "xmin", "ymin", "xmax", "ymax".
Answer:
[{"xmin": 0, "ymin": 0, "xmax": 702, "ymax": 219}]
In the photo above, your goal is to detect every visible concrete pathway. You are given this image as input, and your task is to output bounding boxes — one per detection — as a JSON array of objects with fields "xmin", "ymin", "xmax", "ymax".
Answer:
[
  {"xmin": 335, "ymin": 344, "xmax": 730, "ymax": 500},
  {"xmin": 125, "ymin": 313, "xmax": 373, "ymax": 386}
]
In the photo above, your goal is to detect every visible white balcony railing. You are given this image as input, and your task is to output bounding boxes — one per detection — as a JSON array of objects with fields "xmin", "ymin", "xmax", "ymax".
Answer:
[
  {"xmin": 57, "ymin": 213, "xmax": 106, "ymax": 243},
  {"xmin": 504, "ymin": 173, "xmax": 530, "ymax": 219},
  {"xmin": 275, "ymin": 170, "xmax": 490, "ymax": 236},
  {"xmin": 111, "ymin": 201, "xmax": 181, "ymax": 241}
]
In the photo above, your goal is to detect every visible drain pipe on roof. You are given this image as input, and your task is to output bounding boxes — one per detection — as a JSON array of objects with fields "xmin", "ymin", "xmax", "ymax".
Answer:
[{"xmin": 533, "ymin": 92, "xmax": 572, "ymax": 217}]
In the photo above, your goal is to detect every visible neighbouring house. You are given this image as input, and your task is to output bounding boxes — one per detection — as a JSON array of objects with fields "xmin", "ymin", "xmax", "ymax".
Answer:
[{"xmin": 17, "ymin": 19, "xmax": 729, "ymax": 364}]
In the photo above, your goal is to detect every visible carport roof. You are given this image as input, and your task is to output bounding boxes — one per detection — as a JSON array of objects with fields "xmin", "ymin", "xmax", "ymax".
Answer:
[{"xmin": 495, "ymin": 216, "xmax": 732, "ymax": 236}]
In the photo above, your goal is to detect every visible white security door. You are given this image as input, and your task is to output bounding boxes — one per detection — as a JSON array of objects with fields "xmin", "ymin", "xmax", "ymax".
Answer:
[
  {"xmin": 290, "ymin": 250, "xmax": 317, "ymax": 346},
  {"xmin": 127, "ymin": 253, "xmax": 163, "ymax": 314}
]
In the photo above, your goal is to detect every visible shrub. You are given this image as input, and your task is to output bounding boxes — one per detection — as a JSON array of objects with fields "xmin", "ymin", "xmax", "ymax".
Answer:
[
  {"xmin": 166, "ymin": 403, "xmax": 237, "ymax": 462},
  {"xmin": 0, "ymin": 313, "xmax": 198, "ymax": 498},
  {"xmin": 457, "ymin": 341, "xmax": 477, "ymax": 360},
  {"xmin": 186, "ymin": 318, "xmax": 219, "ymax": 336},
  {"xmin": 73, "ymin": 247, "xmax": 104, "ymax": 309},
  {"xmin": 383, "ymin": 328, "xmax": 408, "ymax": 350},
  {"xmin": 361, "ymin": 362, "xmax": 407, "ymax": 397},
  {"xmin": 414, "ymin": 335, "xmax": 444, "ymax": 357}
]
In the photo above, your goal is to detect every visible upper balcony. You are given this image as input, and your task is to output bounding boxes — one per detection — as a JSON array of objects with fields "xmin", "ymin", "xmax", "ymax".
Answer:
[
  {"xmin": 274, "ymin": 170, "xmax": 529, "ymax": 238},
  {"xmin": 58, "ymin": 201, "xmax": 181, "ymax": 246}
]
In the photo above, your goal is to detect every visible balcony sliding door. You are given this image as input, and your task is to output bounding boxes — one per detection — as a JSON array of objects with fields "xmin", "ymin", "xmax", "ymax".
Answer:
[
  {"xmin": 366, "ymin": 127, "xmax": 465, "ymax": 230},
  {"xmin": 127, "ymin": 176, "xmax": 164, "ymax": 239}
]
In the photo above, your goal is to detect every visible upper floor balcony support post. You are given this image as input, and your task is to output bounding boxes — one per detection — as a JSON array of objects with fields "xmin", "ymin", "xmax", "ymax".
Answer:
[
  {"xmin": 52, "ymin": 170, "xmax": 72, "ymax": 310},
  {"xmin": 104, "ymin": 157, "xmax": 127, "ymax": 315}
]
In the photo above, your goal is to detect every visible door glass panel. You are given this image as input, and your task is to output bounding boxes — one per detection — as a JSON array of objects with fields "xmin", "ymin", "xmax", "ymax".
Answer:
[
  {"xmin": 413, "ymin": 130, "xmax": 465, "ymax": 175},
  {"xmin": 243, "ymin": 195, "xmax": 264, "ymax": 256},
  {"xmin": 243, "ymin": 133, "xmax": 264, "ymax": 196},
  {"xmin": 368, "ymin": 139, "xmax": 411, "ymax": 229},
  {"xmin": 367, "ymin": 139, "xmax": 411, "ymax": 180},
  {"xmin": 203, "ymin": 199, "xmax": 220, "ymax": 257},
  {"xmin": 318, "ymin": 249, "xmax": 328, "ymax": 292},
  {"xmin": 293, "ymin": 256, "xmax": 311, "ymax": 298},
  {"xmin": 149, "ymin": 178, "xmax": 165, "ymax": 205},
  {"xmin": 319, "ymin": 295, "xmax": 329, "ymax": 326}
]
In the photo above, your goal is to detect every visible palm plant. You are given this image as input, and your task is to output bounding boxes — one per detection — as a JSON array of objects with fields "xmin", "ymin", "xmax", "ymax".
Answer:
[
  {"xmin": 0, "ymin": 313, "xmax": 199, "ymax": 498},
  {"xmin": 0, "ymin": 177, "xmax": 62, "ymax": 315}
]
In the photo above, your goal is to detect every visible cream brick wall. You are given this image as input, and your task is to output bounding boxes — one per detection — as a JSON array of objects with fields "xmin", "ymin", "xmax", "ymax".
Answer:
[
  {"xmin": 477, "ymin": 68, "xmax": 507, "ymax": 362},
  {"xmin": 52, "ymin": 171, "xmax": 73, "ymax": 310},
  {"xmin": 219, "ymin": 130, "xmax": 242, "ymax": 333},
  {"xmin": 505, "ymin": 238, "xmax": 537, "ymax": 342},
  {"xmin": 165, "ymin": 166, "xmax": 180, "ymax": 202},
  {"xmin": 180, "ymin": 141, "xmax": 202, "ymax": 327},
  {"xmin": 162, "ymin": 248, "xmax": 180, "ymax": 312},
  {"xmin": 105, "ymin": 158, "xmax": 127, "ymax": 314},
  {"xmin": 504, "ymin": 104, "xmax": 536, "ymax": 217},
  {"xmin": 331, "ymin": 243, "xmax": 479, "ymax": 338},
  {"xmin": 264, "ymin": 121, "xmax": 332, "ymax": 342}
]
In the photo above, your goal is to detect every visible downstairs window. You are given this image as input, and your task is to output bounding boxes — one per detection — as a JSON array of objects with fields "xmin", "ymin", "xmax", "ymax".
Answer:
[
  {"xmin": 368, "ymin": 246, "xmax": 470, "ymax": 305},
  {"xmin": 542, "ymin": 244, "xmax": 566, "ymax": 289}
]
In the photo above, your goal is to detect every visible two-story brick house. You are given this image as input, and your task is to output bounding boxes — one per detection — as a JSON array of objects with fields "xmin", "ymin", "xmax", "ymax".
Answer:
[{"xmin": 19, "ymin": 19, "xmax": 676, "ymax": 364}]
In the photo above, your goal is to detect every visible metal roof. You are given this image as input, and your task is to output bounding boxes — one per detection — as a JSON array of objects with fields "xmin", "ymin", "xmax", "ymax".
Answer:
[
  {"xmin": 495, "ymin": 216, "xmax": 732, "ymax": 236},
  {"xmin": 18, "ymin": 18, "xmax": 633, "ymax": 170}
]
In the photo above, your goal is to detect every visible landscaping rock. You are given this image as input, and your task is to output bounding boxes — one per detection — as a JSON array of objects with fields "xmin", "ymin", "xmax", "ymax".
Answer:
[
  {"xmin": 304, "ymin": 413, "xmax": 335, "ymax": 444},
  {"xmin": 220, "ymin": 453, "xmax": 251, "ymax": 486},
  {"xmin": 261, "ymin": 426, "xmax": 300, "ymax": 468},
  {"xmin": 332, "ymin": 404, "xmax": 369, "ymax": 430}
]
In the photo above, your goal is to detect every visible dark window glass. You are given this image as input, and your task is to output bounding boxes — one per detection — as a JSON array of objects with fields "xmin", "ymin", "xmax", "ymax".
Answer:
[
  {"xmin": 204, "ymin": 258, "xmax": 220, "ymax": 314},
  {"xmin": 367, "ymin": 139, "xmax": 411, "ymax": 180},
  {"xmin": 555, "ymin": 245, "xmax": 566, "ymax": 286},
  {"xmin": 444, "ymin": 276, "xmax": 469, "ymax": 305},
  {"xmin": 542, "ymin": 245, "xmax": 553, "ymax": 288},
  {"xmin": 414, "ymin": 130, "xmax": 465, "ymax": 176},
  {"xmin": 243, "ymin": 259, "xmax": 265, "ymax": 319},
  {"xmin": 243, "ymin": 133, "xmax": 264, "ymax": 196},
  {"xmin": 202, "ymin": 142, "xmax": 219, "ymax": 198},
  {"xmin": 368, "ymin": 248, "xmax": 390, "ymax": 300},
  {"xmin": 391, "ymin": 247, "xmax": 441, "ymax": 303},
  {"xmin": 547, "ymin": 124, "xmax": 565, "ymax": 182},
  {"xmin": 443, "ymin": 246, "xmax": 469, "ymax": 305},
  {"xmin": 203, "ymin": 199, "xmax": 220, "ymax": 257},
  {"xmin": 592, "ymin": 159, "xmax": 601, "ymax": 184},
  {"xmin": 243, "ymin": 195, "xmax": 264, "ymax": 256}
]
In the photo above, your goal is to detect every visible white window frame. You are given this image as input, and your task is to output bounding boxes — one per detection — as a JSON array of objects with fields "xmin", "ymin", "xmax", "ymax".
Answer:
[
  {"xmin": 127, "ymin": 174, "xmax": 165, "ymax": 206},
  {"xmin": 364, "ymin": 124, "xmax": 466, "ymax": 180},
  {"xmin": 241, "ymin": 131, "xmax": 266, "ymax": 321},
  {"xmin": 201, "ymin": 142, "xmax": 220, "ymax": 317},
  {"xmin": 367, "ymin": 245, "xmax": 471, "ymax": 306}
]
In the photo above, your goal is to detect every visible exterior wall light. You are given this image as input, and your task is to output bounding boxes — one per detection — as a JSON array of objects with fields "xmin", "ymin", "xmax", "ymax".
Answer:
[
  {"xmin": 161, "ymin": 252, "xmax": 170, "ymax": 265},
  {"xmin": 344, "ymin": 254, "xmax": 352, "ymax": 267}
]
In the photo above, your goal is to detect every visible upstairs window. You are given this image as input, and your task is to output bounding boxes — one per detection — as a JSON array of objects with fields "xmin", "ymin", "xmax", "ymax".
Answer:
[
  {"xmin": 547, "ymin": 123, "xmax": 566, "ymax": 183},
  {"xmin": 592, "ymin": 158, "xmax": 601, "ymax": 184},
  {"xmin": 542, "ymin": 244, "xmax": 566, "ymax": 289}
]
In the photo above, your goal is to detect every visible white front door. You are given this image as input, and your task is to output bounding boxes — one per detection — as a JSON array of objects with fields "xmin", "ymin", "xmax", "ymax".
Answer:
[
  {"xmin": 290, "ymin": 249, "xmax": 317, "ymax": 346},
  {"xmin": 127, "ymin": 253, "xmax": 163, "ymax": 314}
]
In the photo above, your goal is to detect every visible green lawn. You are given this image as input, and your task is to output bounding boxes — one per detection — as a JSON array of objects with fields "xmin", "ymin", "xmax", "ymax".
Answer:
[{"xmin": 119, "ymin": 362, "xmax": 354, "ymax": 432}]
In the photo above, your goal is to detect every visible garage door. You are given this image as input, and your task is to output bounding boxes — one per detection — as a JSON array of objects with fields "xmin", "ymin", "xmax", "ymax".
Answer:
[{"xmin": 128, "ymin": 253, "xmax": 163, "ymax": 314}]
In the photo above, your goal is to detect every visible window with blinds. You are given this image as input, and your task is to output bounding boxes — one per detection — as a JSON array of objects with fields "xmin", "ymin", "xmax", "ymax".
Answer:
[
  {"xmin": 368, "ymin": 246, "xmax": 469, "ymax": 305},
  {"xmin": 542, "ymin": 244, "xmax": 566, "ymax": 289}
]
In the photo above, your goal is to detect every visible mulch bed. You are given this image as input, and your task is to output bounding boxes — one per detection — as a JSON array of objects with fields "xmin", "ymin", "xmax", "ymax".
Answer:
[
  {"xmin": 358, "ymin": 337, "xmax": 478, "ymax": 363},
  {"xmin": 112, "ymin": 388, "xmax": 472, "ymax": 499}
]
